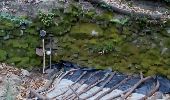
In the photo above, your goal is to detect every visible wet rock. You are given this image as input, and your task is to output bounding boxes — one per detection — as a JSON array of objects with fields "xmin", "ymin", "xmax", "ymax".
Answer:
[
  {"xmin": 21, "ymin": 69, "xmax": 30, "ymax": 77},
  {"xmin": 45, "ymin": 69, "xmax": 54, "ymax": 74}
]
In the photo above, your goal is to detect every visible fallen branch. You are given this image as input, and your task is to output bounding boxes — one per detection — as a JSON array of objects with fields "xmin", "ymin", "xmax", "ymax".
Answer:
[
  {"xmin": 83, "ymin": 72, "xmax": 116, "ymax": 99},
  {"xmin": 63, "ymin": 71, "xmax": 102, "ymax": 99},
  {"xmin": 106, "ymin": 72, "xmax": 152, "ymax": 100},
  {"xmin": 51, "ymin": 71, "xmax": 87, "ymax": 99},
  {"xmin": 68, "ymin": 85, "xmax": 82, "ymax": 100},
  {"xmin": 107, "ymin": 89, "xmax": 130, "ymax": 100},
  {"xmin": 70, "ymin": 72, "xmax": 111, "ymax": 100},
  {"xmin": 30, "ymin": 88, "xmax": 50, "ymax": 100},
  {"xmin": 44, "ymin": 71, "xmax": 65, "ymax": 94},
  {"xmin": 45, "ymin": 69, "xmax": 79, "ymax": 95},
  {"xmin": 94, "ymin": 76, "xmax": 132, "ymax": 100},
  {"xmin": 37, "ymin": 70, "xmax": 63, "ymax": 93},
  {"xmin": 140, "ymin": 80, "xmax": 160, "ymax": 100},
  {"xmin": 121, "ymin": 72, "xmax": 152, "ymax": 99}
]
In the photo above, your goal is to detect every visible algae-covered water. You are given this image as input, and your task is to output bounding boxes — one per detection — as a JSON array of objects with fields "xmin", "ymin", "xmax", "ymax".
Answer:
[{"xmin": 0, "ymin": 1, "xmax": 170, "ymax": 78}]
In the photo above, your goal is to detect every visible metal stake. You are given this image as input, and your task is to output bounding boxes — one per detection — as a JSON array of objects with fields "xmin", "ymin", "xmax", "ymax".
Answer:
[
  {"xmin": 50, "ymin": 37, "xmax": 52, "ymax": 69},
  {"xmin": 42, "ymin": 39, "xmax": 45, "ymax": 73}
]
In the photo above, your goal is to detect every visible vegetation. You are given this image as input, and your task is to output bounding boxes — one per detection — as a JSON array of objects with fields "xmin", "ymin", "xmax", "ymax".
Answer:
[{"xmin": 0, "ymin": 1, "xmax": 170, "ymax": 78}]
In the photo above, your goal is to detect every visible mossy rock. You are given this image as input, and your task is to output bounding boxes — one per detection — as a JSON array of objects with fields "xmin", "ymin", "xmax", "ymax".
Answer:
[
  {"xmin": 70, "ymin": 23, "xmax": 103, "ymax": 39},
  {"xmin": 0, "ymin": 30, "xmax": 6, "ymax": 37},
  {"xmin": 6, "ymin": 39, "xmax": 28, "ymax": 49},
  {"xmin": 0, "ymin": 49, "xmax": 7, "ymax": 61},
  {"xmin": 0, "ymin": 20, "xmax": 15, "ymax": 30},
  {"xmin": 95, "ymin": 11, "xmax": 114, "ymax": 21}
]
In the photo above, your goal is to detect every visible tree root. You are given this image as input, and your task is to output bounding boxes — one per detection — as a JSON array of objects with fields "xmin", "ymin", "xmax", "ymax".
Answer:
[
  {"xmin": 82, "ymin": 72, "xmax": 116, "ymax": 99},
  {"xmin": 95, "ymin": 76, "xmax": 132, "ymax": 100}
]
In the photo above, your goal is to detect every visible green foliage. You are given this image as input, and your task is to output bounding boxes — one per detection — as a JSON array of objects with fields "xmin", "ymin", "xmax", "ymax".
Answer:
[
  {"xmin": 38, "ymin": 11, "xmax": 55, "ymax": 27},
  {"xmin": 89, "ymin": 39, "xmax": 116, "ymax": 54},
  {"xmin": 0, "ymin": 50, "xmax": 7, "ymax": 61},
  {"xmin": 110, "ymin": 18, "xmax": 129, "ymax": 25}
]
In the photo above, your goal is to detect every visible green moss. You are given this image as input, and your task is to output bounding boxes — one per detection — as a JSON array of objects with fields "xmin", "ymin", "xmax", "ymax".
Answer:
[
  {"xmin": 95, "ymin": 11, "xmax": 114, "ymax": 21},
  {"xmin": 0, "ymin": 30, "xmax": 6, "ymax": 36},
  {"xmin": 0, "ymin": 49, "xmax": 7, "ymax": 61},
  {"xmin": 70, "ymin": 23, "xmax": 103, "ymax": 39}
]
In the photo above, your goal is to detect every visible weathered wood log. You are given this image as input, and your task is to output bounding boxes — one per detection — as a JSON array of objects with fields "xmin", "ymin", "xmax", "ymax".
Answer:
[
  {"xmin": 30, "ymin": 88, "xmax": 51, "ymax": 100},
  {"xmin": 82, "ymin": 72, "xmax": 116, "ymax": 99},
  {"xmin": 70, "ymin": 72, "xmax": 111, "ymax": 100},
  {"xmin": 37, "ymin": 70, "xmax": 63, "ymax": 93},
  {"xmin": 94, "ymin": 76, "xmax": 132, "ymax": 100},
  {"xmin": 43, "ymin": 71, "xmax": 65, "ymax": 94},
  {"xmin": 106, "ymin": 72, "xmax": 152, "ymax": 100},
  {"xmin": 51, "ymin": 71, "xmax": 87, "ymax": 99},
  {"xmin": 140, "ymin": 80, "xmax": 160, "ymax": 100},
  {"xmin": 68, "ymin": 85, "xmax": 82, "ymax": 100},
  {"xmin": 43, "ymin": 69, "xmax": 78, "ymax": 94},
  {"xmin": 121, "ymin": 72, "xmax": 152, "ymax": 99},
  {"xmin": 107, "ymin": 89, "xmax": 130, "ymax": 100},
  {"xmin": 63, "ymin": 71, "xmax": 102, "ymax": 99}
]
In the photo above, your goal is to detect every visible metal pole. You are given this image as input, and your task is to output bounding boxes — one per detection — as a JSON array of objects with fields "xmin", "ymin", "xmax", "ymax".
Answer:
[
  {"xmin": 50, "ymin": 37, "xmax": 52, "ymax": 69},
  {"xmin": 42, "ymin": 39, "xmax": 45, "ymax": 73}
]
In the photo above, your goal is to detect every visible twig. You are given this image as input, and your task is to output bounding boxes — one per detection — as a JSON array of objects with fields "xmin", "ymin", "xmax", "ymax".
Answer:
[
  {"xmin": 83, "ymin": 72, "xmax": 116, "ymax": 99},
  {"xmin": 30, "ymin": 89, "xmax": 50, "ymax": 100},
  {"xmin": 95, "ymin": 76, "xmax": 132, "ymax": 100},
  {"xmin": 140, "ymin": 80, "xmax": 160, "ymax": 100},
  {"xmin": 70, "ymin": 72, "xmax": 111, "ymax": 100}
]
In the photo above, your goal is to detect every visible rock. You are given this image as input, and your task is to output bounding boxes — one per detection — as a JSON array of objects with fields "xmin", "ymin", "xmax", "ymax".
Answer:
[
  {"xmin": 0, "ymin": 77, "xmax": 2, "ymax": 83},
  {"xmin": 161, "ymin": 47, "xmax": 168, "ymax": 55},
  {"xmin": 91, "ymin": 30, "xmax": 98, "ymax": 36},
  {"xmin": 21, "ymin": 69, "xmax": 30, "ymax": 77},
  {"xmin": 0, "ymin": 64, "xmax": 3, "ymax": 69},
  {"xmin": 7, "ymin": 74, "xmax": 22, "ymax": 85},
  {"xmin": 45, "ymin": 69, "xmax": 54, "ymax": 74},
  {"xmin": 155, "ymin": 92, "xmax": 163, "ymax": 99}
]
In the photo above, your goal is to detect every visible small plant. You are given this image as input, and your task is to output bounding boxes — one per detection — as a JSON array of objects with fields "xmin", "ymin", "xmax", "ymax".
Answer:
[
  {"xmin": 38, "ymin": 11, "xmax": 55, "ymax": 27},
  {"xmin": 110, "ymin": 18, "xmax": 129, "ymax": 25}
]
